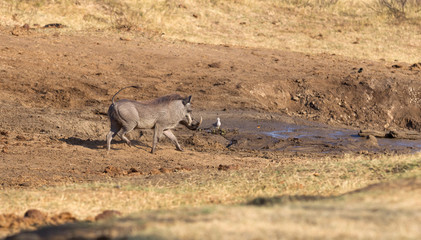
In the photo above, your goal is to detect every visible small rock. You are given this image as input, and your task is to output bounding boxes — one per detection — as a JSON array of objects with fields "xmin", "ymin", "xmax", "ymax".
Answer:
[
  {"xmin": 43, "ymin": 23, "xmax": 66, "ymax": 28},
  {"xmin": 16, "ymin": 135, "xmax": 26, "ymax": 141},
  {"xmin": 149, "ymin": 169, "xmax": 161, "ymax": 175},
  {"xmin": 24, "ymin": 209, "xmax": 47, "ymax": 221},
  {"xmin": 409, "ymin": 63, "xmax": 421, "ymax": 71},
  {"xmin": 159, "ymin": 168, "xmax": 172, "ymax": 174},
  {"xmin": 218, "ymin": 164, "xmax": 239, "ymax": 171},
  {"xmin": 119, "ymin": 37, "xmax": 131, "ymax": 41},
  {"xmin": 127, "ymin": 167, "xmax": 142, "ymax": 175},
  {"xmin": 103, "ymin": 166, "xmax": 123, "ymax": 176},
  {"xmin": 95, "ymin": 210, "xmax": 122, "ymax": 221},
  {"xmin": 19, "ymin": 182, "xmax": 31, "ymax": 187},
  {"xmin": 51, "ymin": 212, "xmax": 77, "ymax": 223},
  {"xmin": 291, "ymin": 95, "xmax": 299, "ymax": 101},
  {"xmin": 366, "ymin": 135, "xmax": 378, "ymax": 145},
  {"xmin": 208, "ymin": 62, "xmax": 221, "ymax": 68}
]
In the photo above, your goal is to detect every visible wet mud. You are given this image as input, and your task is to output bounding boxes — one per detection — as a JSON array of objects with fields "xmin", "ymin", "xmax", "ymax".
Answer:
[{"xmin": 198, "ymin": 111, "xmax": 421, "ymax": 155}]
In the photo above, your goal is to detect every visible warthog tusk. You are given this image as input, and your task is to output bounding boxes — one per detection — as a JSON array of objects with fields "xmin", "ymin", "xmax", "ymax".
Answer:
[
  {"xmin": 187, "ymin": 114, "xmax": 193, "ymax": 125},
  {"xmin": 179, "ymin": 116, "xmax": 202, "ymax": 130}
]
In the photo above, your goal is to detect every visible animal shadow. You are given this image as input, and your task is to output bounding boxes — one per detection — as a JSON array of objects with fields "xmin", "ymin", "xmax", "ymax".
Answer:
[
  {"xmin": 248, "ymin": 195, "xmax": 329, "ymax": 206},
  {"xmin": 60, "ymin": 137, "xmax": 106, "ymax": 150},
  {"xmin": 60, "ymin": 137, "xmax": 149, "ymax": 150}
]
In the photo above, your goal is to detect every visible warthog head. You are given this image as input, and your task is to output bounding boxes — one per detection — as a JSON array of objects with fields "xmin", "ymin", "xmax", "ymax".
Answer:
[{"xmin": 180, "ymin": 96, "xmax": 202, "ymax": 130}]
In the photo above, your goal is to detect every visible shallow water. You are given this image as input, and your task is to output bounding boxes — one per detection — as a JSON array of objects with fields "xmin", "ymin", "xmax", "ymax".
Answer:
[
  {"xmin": 198, "ymin": 111, "xmax": 421, "ymax": 154},
  {"xmin": 264, "ymin": 124, "xmax": 421, "ymax": 153}
]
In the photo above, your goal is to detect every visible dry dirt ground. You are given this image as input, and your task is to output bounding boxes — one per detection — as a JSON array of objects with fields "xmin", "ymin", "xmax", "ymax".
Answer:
[{"xmin": 0, "ymin": 27, "xmax": 421, "ymax": 237}]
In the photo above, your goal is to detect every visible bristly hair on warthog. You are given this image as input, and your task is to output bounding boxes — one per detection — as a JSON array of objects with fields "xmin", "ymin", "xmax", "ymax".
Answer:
[{"xmin": 106, "ymin": 86, "xmax": 202, "ymax": 153}]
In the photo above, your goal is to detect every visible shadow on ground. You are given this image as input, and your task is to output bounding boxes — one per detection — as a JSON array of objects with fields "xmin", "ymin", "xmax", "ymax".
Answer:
[
  {"xmin": 60, "ymin": 137, "xmax": 149, "ymax": 150},
  {"xmin": 248, "ymin": 195, "xmax": 330, "ymax": 206},
  {"xmin": 60, "ymin": 137, "xmax": 107, "ymax": 149}
]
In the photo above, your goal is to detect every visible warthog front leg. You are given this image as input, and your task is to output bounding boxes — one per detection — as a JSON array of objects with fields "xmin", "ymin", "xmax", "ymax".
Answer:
[
  {"xmin": 152, "ymin": 124, "xmax": 164, "ymax": 154},
  {"xmin": 164, "ymin": 129, "xmax": 183, "ymax": 151}
]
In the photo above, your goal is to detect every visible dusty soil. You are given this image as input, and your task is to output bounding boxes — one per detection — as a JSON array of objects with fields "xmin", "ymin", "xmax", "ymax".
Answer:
[
  {"xmin": 0, "ymin": 26, "xmax": 421, "ymax": 237},
  {"xmin": 1, "ymin": 26, "xmax": 421, "ymax": 186}
]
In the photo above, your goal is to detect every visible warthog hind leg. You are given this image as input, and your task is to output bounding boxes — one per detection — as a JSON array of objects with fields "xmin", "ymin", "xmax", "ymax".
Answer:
[
  {"xmin": 164, "ymin": 129, "xmax": 183, "ymax": 151},
  {"xmin": 106, "ymin": 130, "xmax": 118, "ymax": 151},
  {"xmin": 120, "ymin": 122, "xmax": 137, "ymax": 147},
  {"xmin": 106, "ymin": 120, "xmax": 121, "ymax": 151}
]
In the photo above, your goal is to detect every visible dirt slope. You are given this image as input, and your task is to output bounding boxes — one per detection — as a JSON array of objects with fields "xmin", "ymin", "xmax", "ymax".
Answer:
[
  {"xmin": 1, "ymin": 28, "xmax": 420, "ymax": 131},
  {"xmin": 1, "ymin": 27, "xmax": 421, "ymax": 186}
]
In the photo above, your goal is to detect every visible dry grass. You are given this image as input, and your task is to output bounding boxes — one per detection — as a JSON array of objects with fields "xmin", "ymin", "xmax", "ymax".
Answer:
[
  {"xmin": 1, "ymin": 153, "xmax": 420, "ymax": 220},
  {"xmin": 2, "ymin": 153, "xmax": 420, "ymax": 239},
  {"xmin": 127, "ymin": 189, "xmax": 421, "ymax": 239},
  {"xmin": 1, "ymin": 0, "xmax": 420, "ymax": 63}
]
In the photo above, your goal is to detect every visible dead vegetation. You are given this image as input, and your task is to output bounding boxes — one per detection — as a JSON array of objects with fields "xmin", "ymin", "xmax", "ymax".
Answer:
[
  {"xmin": 375, "ymin": 0, "xmax": 421, "ymax": 20},
  {"xmin": 1, "ymin": 0, "xmax": 420, "ymax": 62},
  {"xmin": 2, "ymin": 154, "xmax": 421, "ymax": 239}
]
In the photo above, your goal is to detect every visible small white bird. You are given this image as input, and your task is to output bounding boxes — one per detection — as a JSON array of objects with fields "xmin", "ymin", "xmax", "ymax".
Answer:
[{"xmin": 213, "ymin": 117, "xmax": 221, "ymax": 129}]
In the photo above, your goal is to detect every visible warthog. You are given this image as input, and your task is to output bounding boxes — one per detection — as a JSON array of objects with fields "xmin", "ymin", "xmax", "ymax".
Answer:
[{"xmin": 106, "ymin": 86, "xmax": 202, "ymax": 153}]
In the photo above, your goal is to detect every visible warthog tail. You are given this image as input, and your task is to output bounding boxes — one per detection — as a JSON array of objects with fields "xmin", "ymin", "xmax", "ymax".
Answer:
[{"xmin": 111, "ymin": 85, "xmax": 140, "ymax": 105}]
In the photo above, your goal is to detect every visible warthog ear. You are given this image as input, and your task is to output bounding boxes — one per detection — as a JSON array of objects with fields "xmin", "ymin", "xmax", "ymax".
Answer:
[{"xmin": 182, "ymin": 95, "xmax": 192, "ymax": 106}]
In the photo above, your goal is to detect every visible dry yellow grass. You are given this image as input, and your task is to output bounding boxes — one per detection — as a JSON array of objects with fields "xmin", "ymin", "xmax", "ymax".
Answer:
[
  {"xmin": 1, "ymin": 0, "xmax": 420, "ymax": 63},
  {"xmin": 130, "ymin": 190, "xmax": 421, "ymax": 239},
  {"xmin": 1, "ymin": 153, "xmax": 420, "ymax": 221},
  {"xmin": 2, "ymin": 153, "xmax": 421, "ymax": 239}
]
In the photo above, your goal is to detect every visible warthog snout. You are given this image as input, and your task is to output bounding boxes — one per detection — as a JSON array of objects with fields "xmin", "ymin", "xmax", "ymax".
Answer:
[{"xmin": 180, "ymin": 116, "xmax": 202, "ymax": 130}]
